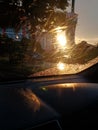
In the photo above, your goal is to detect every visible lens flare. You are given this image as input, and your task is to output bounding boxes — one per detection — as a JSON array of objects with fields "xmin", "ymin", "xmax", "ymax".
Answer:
[
  {"xmin": 57, "ymin": 62, "xmax": 65, "ymax": 71},
  {"xmin": 57, "ymin": 32, "xmax": 67, "ymax": 46},
  {"xmin": 56, "ymin": 28, "xmax": 67, "ymax": 48}
]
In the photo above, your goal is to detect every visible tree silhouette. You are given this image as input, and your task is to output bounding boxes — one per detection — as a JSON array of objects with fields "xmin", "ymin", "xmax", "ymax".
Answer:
[
  {"xmin": 0, "ymin": 0, "xmax": 70, "ymax": 31},
  {"xmin": 22, "ymin": 0, "xmax": 70, "ymax": 32}
]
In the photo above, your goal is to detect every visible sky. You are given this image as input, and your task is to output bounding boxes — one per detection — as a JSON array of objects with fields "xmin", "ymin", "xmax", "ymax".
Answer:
[{"xmin": 74, "ymin": 0, "xmax": 98, "ymax": 44}]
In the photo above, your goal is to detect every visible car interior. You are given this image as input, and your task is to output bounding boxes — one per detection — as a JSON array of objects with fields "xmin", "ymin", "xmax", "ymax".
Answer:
[
  {"xmin": 0, "ymin": 62, "xmax": 98, "ymax": 130},
  {"xmin": 0, "ymin": 0, "xmax": 98, "ymax": 130}
]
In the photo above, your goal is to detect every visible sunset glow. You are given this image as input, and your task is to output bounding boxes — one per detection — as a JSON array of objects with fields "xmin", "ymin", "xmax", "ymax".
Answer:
[{"xmin": 57, "ymin": 62, "xmax": 65, "ymax": 71}]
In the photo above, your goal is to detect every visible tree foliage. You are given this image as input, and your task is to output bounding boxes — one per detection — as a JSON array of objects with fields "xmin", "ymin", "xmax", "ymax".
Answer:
[
  {"xmin": 0, "ymin": 0, "xmax": 70, "ymax": 31},
  {"xmin": 22, "ymin": 0, "xmax": 70, "ymax": 32}
]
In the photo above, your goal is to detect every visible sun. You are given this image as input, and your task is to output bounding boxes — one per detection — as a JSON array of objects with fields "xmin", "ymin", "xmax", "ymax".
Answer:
[
  {"xmin": 57, "ymin": 62, "xmax": 65, "ymax": 71},
  {"xmin": 56, "ymin": 27, "xmax": 67, "ymax": 48}
]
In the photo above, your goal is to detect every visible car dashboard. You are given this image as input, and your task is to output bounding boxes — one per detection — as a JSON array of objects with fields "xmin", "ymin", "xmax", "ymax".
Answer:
[{"xmin": 0, "ymin": 63, "xmax": 98, "ymax": 130}]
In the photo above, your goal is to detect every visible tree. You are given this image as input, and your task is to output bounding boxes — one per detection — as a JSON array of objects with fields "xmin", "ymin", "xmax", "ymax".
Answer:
[
  {"xmin": 0, "ymin": 0, "xmax": 70, "ymax": 56},
  {"xmin": 0, "ymin": 0, "xmax": 70, "ymax": 32},
  {"xmin": 22, "ymin": 0, "xmax": 70, "ymax": 33}
]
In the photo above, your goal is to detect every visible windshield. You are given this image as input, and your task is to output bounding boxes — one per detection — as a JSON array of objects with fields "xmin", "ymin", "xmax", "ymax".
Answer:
[{"xmin": 0, "ymin": 0, "xmax": 98, "ymax": 81}]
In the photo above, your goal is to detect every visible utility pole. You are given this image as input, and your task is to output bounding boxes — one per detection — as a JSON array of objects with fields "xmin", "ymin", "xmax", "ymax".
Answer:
[{"xmin": 71, "ymin": 0, "xmax": 75, "ymax": 13}]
